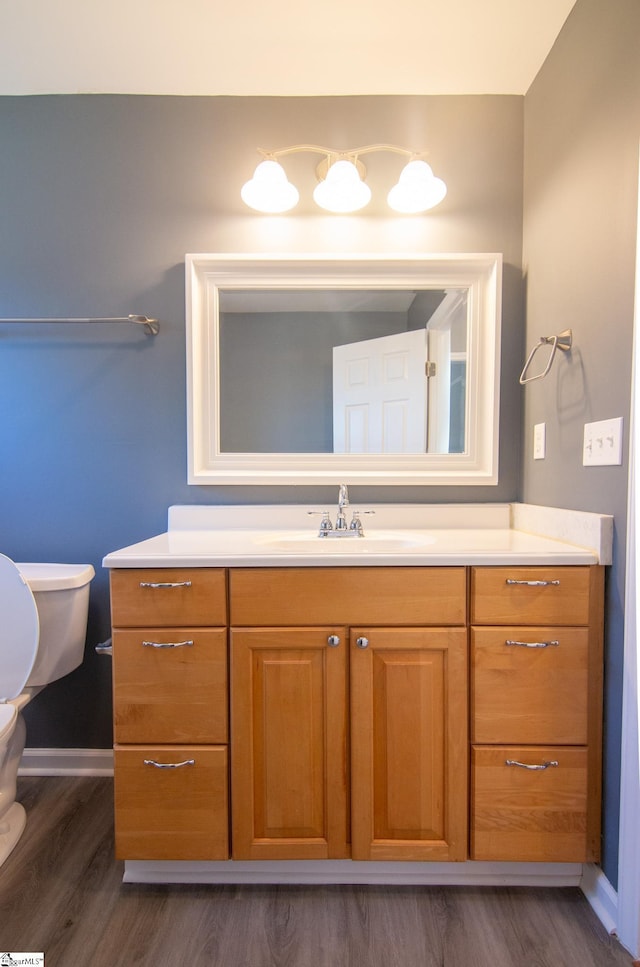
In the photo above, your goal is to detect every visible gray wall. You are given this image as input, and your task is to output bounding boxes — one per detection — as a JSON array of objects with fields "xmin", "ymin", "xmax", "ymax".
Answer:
[{"xmin": 522, "ymin": 0, "xmax": 640, "ymax": 885}]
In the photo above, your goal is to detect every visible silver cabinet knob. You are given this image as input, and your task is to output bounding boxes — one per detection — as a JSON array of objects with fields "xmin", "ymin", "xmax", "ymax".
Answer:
[
  {"xmin": 356, "ymin": 636, "xmax": 369, "ymax": 649},
  {"xmin": 327, "ymin": 634, "xmax": 341, "ymax": 647}
]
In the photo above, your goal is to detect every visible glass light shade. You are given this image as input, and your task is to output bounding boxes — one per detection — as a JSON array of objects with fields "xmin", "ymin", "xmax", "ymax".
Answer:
[
  {"xmin": 313, "ymin": 160, "xmax": 371, "ymax": 213},
  {"xmin": 240, "ymin": 159, "xmax": 299, "ymax": 213},
  {"xmin": 387, "ymin": 160, "xmax": 447, "ymax": 214}
]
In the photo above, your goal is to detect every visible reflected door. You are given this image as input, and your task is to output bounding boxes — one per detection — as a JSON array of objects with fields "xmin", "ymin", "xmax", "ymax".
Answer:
[{"xmin": 332, "ymin": 329, "xmax": 428, "ymax": 453}]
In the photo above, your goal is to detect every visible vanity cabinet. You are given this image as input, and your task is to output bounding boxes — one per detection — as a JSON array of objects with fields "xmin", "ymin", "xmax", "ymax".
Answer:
[
  {"xmin": 106, "ymin": 560, "xmax": 604, "ymax": 868},
  {"xmin": 469, "ymin": 566, "xmax": 604, "ymax": 862},
  {"xmin": 229, "ymin": 567, "xmax": 468, "ymax": 862},
  {"xmin": 110, "ymin": 568, "xmax": 229, "ymax": 861}
]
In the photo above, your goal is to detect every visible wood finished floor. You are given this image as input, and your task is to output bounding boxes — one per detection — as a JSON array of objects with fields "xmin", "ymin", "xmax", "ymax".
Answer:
[{"xmin": 0, "ymin": 777, "xmax": 635, "ymax": 967}]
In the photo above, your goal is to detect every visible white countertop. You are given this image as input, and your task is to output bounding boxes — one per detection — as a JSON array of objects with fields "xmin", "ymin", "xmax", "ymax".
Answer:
[{"xmin": 102, "ymin": 503, "xmax": 612, "ymax": 568}]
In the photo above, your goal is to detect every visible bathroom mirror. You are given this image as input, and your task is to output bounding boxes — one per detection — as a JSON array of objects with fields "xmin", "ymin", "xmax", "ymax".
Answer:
[{"xmin": 186, "ymin": 253, "xmax": 502, "ymax": 485}]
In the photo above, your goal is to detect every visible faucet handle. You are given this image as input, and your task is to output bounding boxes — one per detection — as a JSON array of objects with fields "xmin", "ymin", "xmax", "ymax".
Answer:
[{"xmin": 307, "ymin": 510, "xmax": 334, "ymax": 534}]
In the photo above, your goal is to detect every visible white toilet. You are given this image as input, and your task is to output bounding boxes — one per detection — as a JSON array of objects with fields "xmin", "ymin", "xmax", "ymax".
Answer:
[{"xmin": 0, "ymin": 553, "xmax": 95, "ymax": 865}]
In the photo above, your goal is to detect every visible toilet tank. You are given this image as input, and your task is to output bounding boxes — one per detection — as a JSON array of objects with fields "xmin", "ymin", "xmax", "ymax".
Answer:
[{"xmin": 17, "ymin": 563, "xmax": 95, "ymax": 686}]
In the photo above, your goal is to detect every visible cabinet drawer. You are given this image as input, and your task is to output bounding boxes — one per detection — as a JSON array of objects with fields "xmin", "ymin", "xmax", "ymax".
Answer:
[
  {"xmin": 230, "ymin": 567, "xmax": 466, "ymax": 626},
  {"xmin": 471, "ymin": 627, "xmax": 588, "ymax": 745},
  {"xmin": 113, "ymin": 628, "xmax": 228, "ymax": 744},
  {"xmin": 114, "ymin": 745, "xmax": 229, "ymax": 860},
  {"xmin": 471, "ymin": 745, "xmax": 589, "ymax": 862},
  {"xmin": 110, "ymin": 568, "xmax": 227, "ymax": 627},
  {"xmin": 471, "ymin": 567, "xmax": 592, "ymax": 625}
]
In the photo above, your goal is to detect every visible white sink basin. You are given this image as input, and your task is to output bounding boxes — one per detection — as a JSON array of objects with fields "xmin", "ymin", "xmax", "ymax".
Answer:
[{"xmin": 254, "ymin": 531, "xmax": 436, "ymax": 553}]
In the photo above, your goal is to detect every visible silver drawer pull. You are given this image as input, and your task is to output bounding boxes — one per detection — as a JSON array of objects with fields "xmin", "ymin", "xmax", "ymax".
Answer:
[
  {"xmin": 142, "ymin": 639, "xmax": 194, "ymax": 649},
  {"xmin": 505, "ymin": 759, "xmax": 559, "ymax": 771},
  {"xmin": 356, "ymin": 636, "xmax": 369, "ymax": 649},
  {"xmin": 139, "ymin": 581, "xmax": 192, "ymax": 589},
  {"xmin": 505, "ymin": 639, "xmax": 559, "ymax": 649},
  {"xmin": 327, "ymin": 635, "xmax": 341, "ymax": 647},
  {"xmin": 505, "ymin": 579, "xmax": 560, "ymax": 587},
  {"xmin": 143, "ymin": 758, "xmax": 195, "ymax": 769}
]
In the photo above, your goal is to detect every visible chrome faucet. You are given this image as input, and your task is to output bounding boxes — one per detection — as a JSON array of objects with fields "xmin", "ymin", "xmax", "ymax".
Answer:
[
  {"xmin": 335, "ymin": 483, "xmax": 349, "ymax": 531},
  {"xmin": 308, "ymin": 483, "xmax": 373, "ymax": 537}
]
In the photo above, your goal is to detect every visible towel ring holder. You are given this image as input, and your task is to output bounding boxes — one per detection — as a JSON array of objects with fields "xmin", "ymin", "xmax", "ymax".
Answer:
[{"xmin": 519, "ymin": 329, "xmax": 572, "ymax": 385}]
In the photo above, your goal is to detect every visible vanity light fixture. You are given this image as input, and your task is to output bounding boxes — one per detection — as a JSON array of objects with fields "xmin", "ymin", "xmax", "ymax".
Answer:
[{"xmin": 240, "ymin": 144, "xmax": 447, "ymax": 215}]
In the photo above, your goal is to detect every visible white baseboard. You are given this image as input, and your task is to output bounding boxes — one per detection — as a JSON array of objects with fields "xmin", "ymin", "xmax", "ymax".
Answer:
[
  {"xmin": 581, "ymin": 863, "xmax": 618, "ymax": 936},
  {"xmin": 18, "ymin": 747, "xmax": 114, "ymax": 776}
]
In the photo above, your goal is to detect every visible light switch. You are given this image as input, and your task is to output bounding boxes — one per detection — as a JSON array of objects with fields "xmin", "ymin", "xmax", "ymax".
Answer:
[
  {"xmin": 582, "ymin": 417, "xmax": 623, "ymax": 466},
  {"xmin": 533, "ymin": 423, "xmax": 546, "ymax": 460}
]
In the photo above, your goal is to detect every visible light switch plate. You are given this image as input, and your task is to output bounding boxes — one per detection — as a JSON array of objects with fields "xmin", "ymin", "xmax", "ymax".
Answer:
[
  {"xmin": 533, "ymin": 423, "xmax": 546, "ymax": 460},
  {"xmin": 583, "ymin": 417, "xmax": 623, "ymax": 466}
]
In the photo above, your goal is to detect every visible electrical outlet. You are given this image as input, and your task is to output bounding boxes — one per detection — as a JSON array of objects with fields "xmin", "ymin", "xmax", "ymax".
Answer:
[
  {"xmin": 533, "ymin": 423, "xmax": 546, "ymax": 460},
  {"xmin": 583, "ymin": 417, "xmax": 623, "ymax": 466}
]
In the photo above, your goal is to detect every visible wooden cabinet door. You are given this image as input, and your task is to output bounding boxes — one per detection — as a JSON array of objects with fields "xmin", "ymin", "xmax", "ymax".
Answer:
[
  {"xmin": 350, "ymin": 627, "xmax": 468, "ymax": 861},
  {"xmin": 231, "ymin": 628, "xmax": 348, "ymax": 860}
]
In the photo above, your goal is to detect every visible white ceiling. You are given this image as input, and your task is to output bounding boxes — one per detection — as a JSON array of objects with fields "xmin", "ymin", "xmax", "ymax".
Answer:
[{"xmin": 0, "ymin": 0, "xmax": 577, "ymax": 97}]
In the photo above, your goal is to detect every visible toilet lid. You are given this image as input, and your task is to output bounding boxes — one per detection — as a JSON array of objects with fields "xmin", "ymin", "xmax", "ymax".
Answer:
[{"xmin": 0, "ymin": 554, "xmax": 39, "ymax": 702}]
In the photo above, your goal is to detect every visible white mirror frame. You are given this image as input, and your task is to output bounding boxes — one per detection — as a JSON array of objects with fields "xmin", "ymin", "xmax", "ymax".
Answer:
[{"xmin": 186, "ymin": 252, "xmax": 502, "ymax": 486}]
